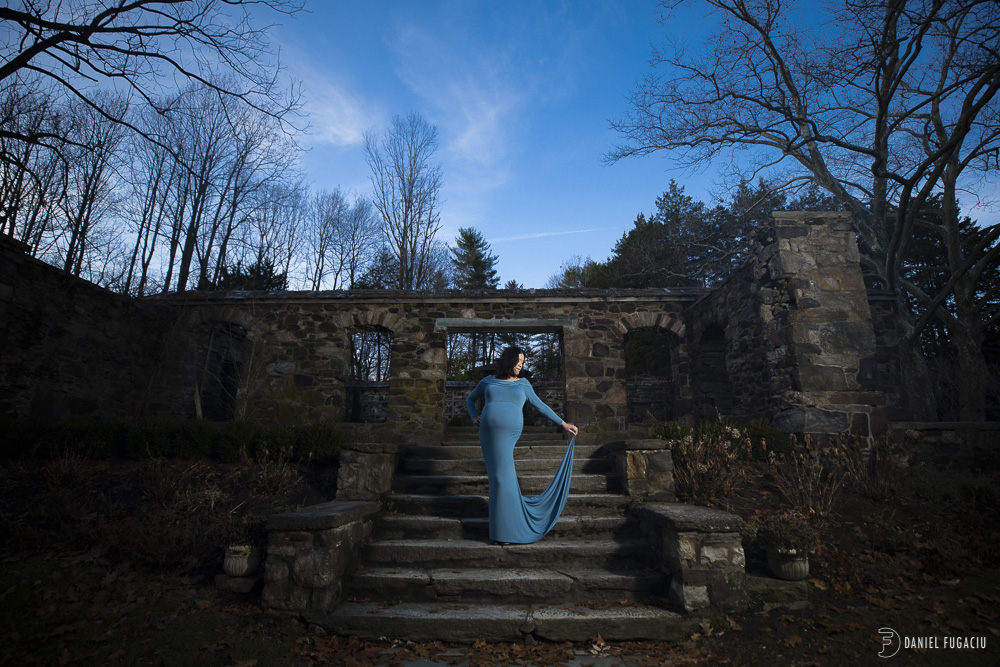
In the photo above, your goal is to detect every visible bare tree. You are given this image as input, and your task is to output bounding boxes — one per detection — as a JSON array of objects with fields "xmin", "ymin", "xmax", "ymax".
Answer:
[
  {"xmin": 337, "ymin": 197, "xmax": 380, "ymax": 289},
  {"xmin": 236, "ymin": 180, "xmax": 308, "ymax": 287},
  {"xmin": 0, "ymin": 0, "xmax": 301, "ymax": 174},
  {"xmin": 609, "ymin": 0, "xmax": 1000, "ymax": 419},
  {"xmin": 58, "ymin": 93, "xmax": 128, "ymax": 277},
  {"xmin": 305, "ymin": 188, "xmax": 349, "ymax": 290},
  {"xmin": 0, "ymin": 80, "xmax": 64, "ymax": 252},
  {"xmin": 121, "ymin": 104, "xmax": 183, "ymax": 295},
  {"xmin": 364, "ymin": 113, "xmax": 444, "ymax": 290}
]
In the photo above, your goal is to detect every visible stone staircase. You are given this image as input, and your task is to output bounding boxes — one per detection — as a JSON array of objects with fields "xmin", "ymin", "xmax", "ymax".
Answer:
[{"xmin": 319, "ymin": 427, "xmax": 696, "ymax": 642}]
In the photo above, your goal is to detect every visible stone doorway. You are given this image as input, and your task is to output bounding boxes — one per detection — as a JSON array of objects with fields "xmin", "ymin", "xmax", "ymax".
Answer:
[{"xmin": 443, "ymin": 324, "xmax": 566, "ymax": 427}]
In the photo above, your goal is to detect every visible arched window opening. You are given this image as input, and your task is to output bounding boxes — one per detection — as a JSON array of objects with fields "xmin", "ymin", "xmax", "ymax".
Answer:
[
  {"xmin": 347, "ymin": 327, "xmax": 392, "ymax": 422},
  {"xmin": 199, "ymin": 323, "xmax": 247, "ymax": 421},
  {"xmin": 624, "ymin": 328, "xmax": 677, "ymax": 423},
  {"xmin": 694, "ymin": 323, "xmax": 735, "ymax": 420}
]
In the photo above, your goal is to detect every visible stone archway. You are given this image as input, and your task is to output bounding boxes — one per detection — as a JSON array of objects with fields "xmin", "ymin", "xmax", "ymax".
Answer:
[{"xmin": 185, "ymin": 306, "xmax": 264, "ymax": 421}]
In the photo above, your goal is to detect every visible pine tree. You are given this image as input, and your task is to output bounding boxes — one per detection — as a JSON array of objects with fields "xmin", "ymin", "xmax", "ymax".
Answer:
[{"xmin": 450, "ymin": 227, "xmax": 500, "ymax": 289}]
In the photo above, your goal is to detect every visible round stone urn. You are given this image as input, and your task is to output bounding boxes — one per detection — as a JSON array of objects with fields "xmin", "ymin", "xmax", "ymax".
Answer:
[
  {"xmin": 766, "ymin": 548, "xmax": 810, "ymax": 581},
  {"xmin": 223, "ymin": 546, "xmax": 263, "ymax": 577}
]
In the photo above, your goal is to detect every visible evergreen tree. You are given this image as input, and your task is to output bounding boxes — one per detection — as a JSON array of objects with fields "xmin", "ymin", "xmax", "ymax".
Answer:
[
  {"xmin": 450, "ymin": 227, "xmax": 500, "ymax": 289},
  {"xmin": 199, "ymin": 259, "xmax": 288, "ymax": 291}
]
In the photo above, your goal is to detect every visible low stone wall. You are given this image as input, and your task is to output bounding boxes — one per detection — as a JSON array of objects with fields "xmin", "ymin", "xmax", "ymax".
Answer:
[
  {"xmin": 263, "ymin": 501, "xmax": 381, "ymax": 617},
  {"xmin": 633, "ymin": 503, "xmax": 747, "ymax": 615},
  {"xmin": 891, "ymin": 422, "xmax": 1000, "ymax": 471},
  {"xmin": 611, "ymin": 439, "xmax": 675, "ymax": 501}
]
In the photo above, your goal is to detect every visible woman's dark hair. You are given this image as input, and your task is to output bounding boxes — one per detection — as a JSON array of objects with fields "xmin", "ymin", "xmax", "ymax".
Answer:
[{"xmin": 495, "ymin": 346, "xmax": 525, "ymax": 379}]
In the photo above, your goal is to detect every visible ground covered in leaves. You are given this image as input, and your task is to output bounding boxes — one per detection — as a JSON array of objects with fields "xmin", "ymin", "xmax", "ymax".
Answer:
[{"xmin": 1, "ymin": 445, "xmax": 999, "ymax": 666}]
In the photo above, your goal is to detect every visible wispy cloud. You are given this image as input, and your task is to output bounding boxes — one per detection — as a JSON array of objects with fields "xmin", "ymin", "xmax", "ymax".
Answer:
[
  {"xmin": 303, "ymin": 81, "xmax": 377, "ymax": 147},
  {"xmin": 489, "ymin": 227, "xmax": 610, "ymax": 244},
  {"xmin": 388, "ymin": 18, "xmax": 532, "ymax": 170},
  {"xmin": 279, "ymin": 40, "xmax": 379, "ymax": 148}
]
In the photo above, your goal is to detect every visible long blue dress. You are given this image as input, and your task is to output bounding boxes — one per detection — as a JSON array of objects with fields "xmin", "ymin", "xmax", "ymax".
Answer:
[{"xmin": 465, "ymin": 377, "xmax": 575, "ymax": 543}]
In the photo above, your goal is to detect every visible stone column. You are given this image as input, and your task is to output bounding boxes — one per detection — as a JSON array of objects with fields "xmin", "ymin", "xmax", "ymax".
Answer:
[
  {"xmin": 386, "ymin": 325, "xmax": 447, "ymax": 443},
  {"xmin": 763, "ymin": 212, "xmax": 885, "ymax": 438}
]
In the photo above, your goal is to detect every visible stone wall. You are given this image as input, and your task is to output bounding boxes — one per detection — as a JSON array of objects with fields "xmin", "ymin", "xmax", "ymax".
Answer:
[
  {"xmin": 0, "ymin": 234, "xmax": 179, "ymax": 420},
  {"xmin": 140, "ymin": 291, "xmax": 696, "ymax": 441},
  {"xmin": 2, "ymin": 213, "xmax": 891, "ymax": 440}
]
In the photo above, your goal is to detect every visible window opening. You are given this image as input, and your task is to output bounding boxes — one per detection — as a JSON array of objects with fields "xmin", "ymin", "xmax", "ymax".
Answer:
[
  {"xmin": 624, "ymin": 328, "xmax": 677, "ymax": 423},
  {"xmin": 346, "ymin": 327, "xmax": 392, "ymax": 422},
  {"xmin": 200, "ymin": 322, "xmax": 247, "ymax": 421},
  {"xmin": 694, "ymin": 323, "xmax": 735, "ymax": 420}
]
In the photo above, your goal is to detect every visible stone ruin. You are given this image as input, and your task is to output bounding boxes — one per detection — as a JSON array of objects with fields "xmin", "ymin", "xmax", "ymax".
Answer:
[
  {"xmin": 1, "ymin": 211, "xmax": 900, "ymax": 442},
  {"xmin": 0, "ymin": 212, "xmax": 918, "ymax": 641}
]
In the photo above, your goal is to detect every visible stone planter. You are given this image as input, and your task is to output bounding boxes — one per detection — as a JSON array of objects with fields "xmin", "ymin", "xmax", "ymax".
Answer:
[
  {"xmin": 223, "ymin": 545, "xmax": 263, "ymax": 577},
  {"xmin": 766, "ymin": 547, "xmax": 810, "ymax": 581}
]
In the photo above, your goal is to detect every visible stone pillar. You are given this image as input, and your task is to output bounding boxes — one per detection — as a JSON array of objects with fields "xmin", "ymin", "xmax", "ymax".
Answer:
[
  {"xmin": 386, "ymin": 325, "xmax": 447, "ymax": 443},
  {"xmin": 633, "ymin": 504, "xmax": 747, "ymax": 614},
  {"xmin": 762, "ymin": 212, "xmax": 886, "ymax": 438},
  {"xmin": 612, "ymin": 439, "xmax": 676, "ymax": 501},
  {"xmin": 564, "ymin": 319, "xmax": 630, "ymax": 436},
  {"xmin": 335, "ymin": 443, "xmax": 399, "ymax": 500},
  {"xmin": 263, "ymin": 501, "xmax": 380, "ymax": 618}
]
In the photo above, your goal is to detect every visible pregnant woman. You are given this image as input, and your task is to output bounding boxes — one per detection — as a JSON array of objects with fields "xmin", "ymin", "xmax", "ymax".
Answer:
[{"xmin": 466, "ymin": 346, "xmax": 579, "ymax": 544}]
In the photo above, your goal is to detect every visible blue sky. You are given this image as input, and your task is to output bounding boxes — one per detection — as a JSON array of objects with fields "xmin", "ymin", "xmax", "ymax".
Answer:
[
  {"xmin": 270, "ymin": 1, "xmax": 999, "ymax": 289},
  {"xmin": 271, "ymin": 0, "xmax": 717, "ymax": 288}
]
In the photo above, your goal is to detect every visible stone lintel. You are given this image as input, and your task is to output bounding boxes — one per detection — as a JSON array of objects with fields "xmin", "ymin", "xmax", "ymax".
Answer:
[
  {"xmin": 268, "ymin": 500, "xmax": 380, "ymax": 532},
  {"xmin": 145, "ymin": 288, "xmax": 706, "ymax": 308},
  {"xmin": 435, "ymin": 318, "xmax": 572, "ymax": 332},
  {"xmin": 633, "ymin": 502, "xmax": 744, "ymax": 533}
]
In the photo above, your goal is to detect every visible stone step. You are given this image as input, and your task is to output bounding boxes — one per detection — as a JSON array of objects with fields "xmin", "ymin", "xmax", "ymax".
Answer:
[
  {"xmin": 442, "ymin": 427, "xmax": 560, "ymax": 442},
  {"xmin": 363, "ymin": 538, "xmax": 655, "ymax": 569},
  {"xmin": 385, "ymin": 493, "xmax": 631, "ymax": 518},
  {"xmin": 400, "ymin": 443, "xmax": 610, "ymax": 460},
  {"xmin": 399, "ymin": 457, "xmax": 612, "ymax": 475},
  {"xmin": 375, "ymin": 514, "xmax": 639, "ymax": 540},
  {"xmin": 321, "ymin": 601, "xmax": 696, "ymax": 642},
  {"xmin": 439, "ymin": 437, "xmax": 569, "ymax": 447},
  {"xmin": 347, "ymin": 566, "xmax": 667, "ymax": 603},
  {"xmin": 392, "ymin": 473, "xmax": 611, "ymax": 495}
]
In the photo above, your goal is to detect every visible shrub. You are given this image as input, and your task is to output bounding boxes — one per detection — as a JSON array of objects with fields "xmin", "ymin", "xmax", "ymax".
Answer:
[
  {"xmin": 221, "ymin": 512, "xmax": 267, "ymax": 547},
  {"xmin": 241, "ymin": 444, "xmax": 301, "ymax": 495},
  {"xmin": 654, "ymin": 418, "xmax": 791, "ymax": 462},
  {"xmin": 649, "ymin": 420, "xmax": 691, "ymax": 441},
  {"xmin": 769, "ymin": 435, "xmax": 846, "ymax": 517},
  {"xmin": 757, "ymin": 511, "xmax": 819, "ymax": 554},
  {"xmin": 294, "ymin": 420, "xmax": 344, "ymax": 463},
  {"xmin": 743, "ymin": 419, "xmax": 791, "ymax": 460},
  {"xmin": 837, "ymin": 433, "xmax": 902, "ymax": 502},
  {"xmin": 671, "ymin": 425, "xmax": 754, "ymax": 504},
  {"xmin": 178, "ymin": 419, "xmax": 218, "ymax": 458},
  {"xmin": 1, "ymin": 416, "xmax": 344, "ymax": 464}
]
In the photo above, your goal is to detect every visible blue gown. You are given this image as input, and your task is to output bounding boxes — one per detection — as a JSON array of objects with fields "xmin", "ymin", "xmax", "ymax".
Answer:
[{"xmin": 465, "ymin": 377, "xmax": 575, "ymax": 544}]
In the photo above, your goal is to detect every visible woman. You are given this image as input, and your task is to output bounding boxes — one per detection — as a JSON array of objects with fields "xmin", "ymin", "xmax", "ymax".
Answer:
[{"xmin": 466, "ymin": 346, "xmax": 579, "ymax": 544}]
